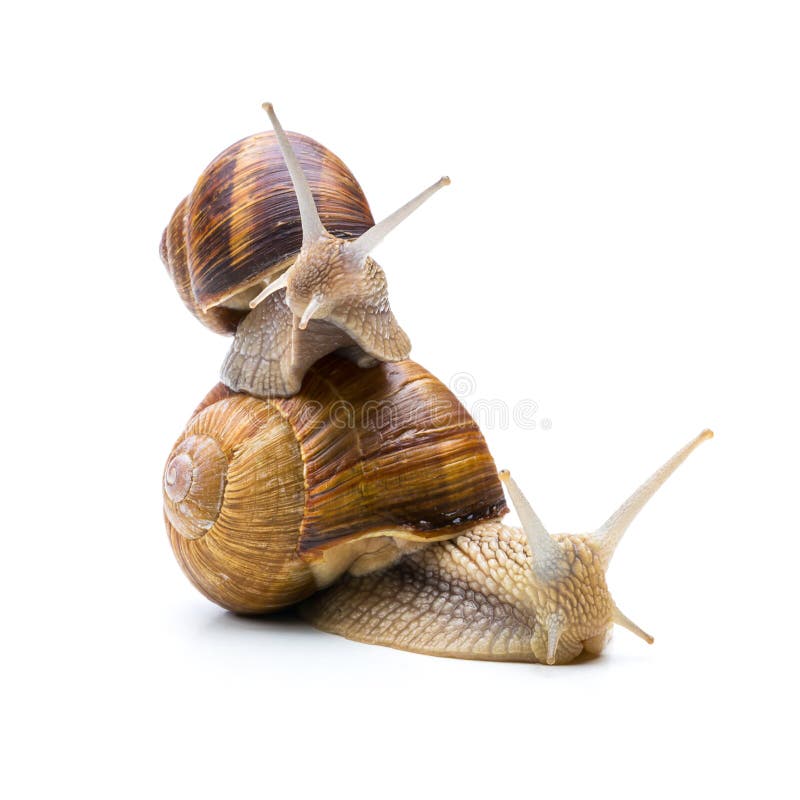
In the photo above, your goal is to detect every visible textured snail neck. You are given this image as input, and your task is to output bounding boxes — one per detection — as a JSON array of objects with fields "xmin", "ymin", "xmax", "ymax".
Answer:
[
  {"xmin": 220, "ymin": 289, "xmax": 356, "ymax": 398},
  {"xmin": 300, "ymin": 522, "xmax": 613, "ymax": 664}
]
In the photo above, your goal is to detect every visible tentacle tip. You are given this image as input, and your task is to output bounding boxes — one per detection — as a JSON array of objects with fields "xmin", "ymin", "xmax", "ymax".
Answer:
[
  {"xmin": 249, "ymin": 290, "xmax": 268, "ymax": 310},
  {"xmin": 440, "ymin": 175, "xmax": 451, "ymax": 186},
  {"xmin": 645, "ymin": 635, "xmax": 655, "ymax": 645},
  {"xmin": 498, "ymin": 469, "xmax": 510, "ymax": 483},
  {"xmin": 262, "ymin": 101, "xmax": 274, "ymax": 113},
  {"xmin": 700, "ymin": 428, "xmax": 714, "ymax": 441}
]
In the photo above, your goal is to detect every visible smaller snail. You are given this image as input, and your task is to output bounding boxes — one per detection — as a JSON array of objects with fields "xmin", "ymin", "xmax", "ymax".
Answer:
[
  {"xmin": 160, "ymin": 103, "xmax": 448, "ymax": 398},
  {"xmin": 221, "ymin": 104, "xmax": 449, "ymax": 397}
]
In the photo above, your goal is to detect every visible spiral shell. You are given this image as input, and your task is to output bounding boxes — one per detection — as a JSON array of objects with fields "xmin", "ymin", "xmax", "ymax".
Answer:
[
  {"xmin": 163, "ymin": 355, "xmax": 508, "ymax": 613},
  {"xmin": 160, "ymin": 130, "xmax": 375, "ymax": 334},
  {"xmin": 163, "ymin": 434, "xmax": 227, "ymax": 539}
]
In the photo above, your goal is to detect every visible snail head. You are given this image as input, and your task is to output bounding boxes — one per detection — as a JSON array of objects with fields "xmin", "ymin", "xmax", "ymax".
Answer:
[{"xmin": 499, "ymin": 429, "xmax": 713, "ymax": 664}]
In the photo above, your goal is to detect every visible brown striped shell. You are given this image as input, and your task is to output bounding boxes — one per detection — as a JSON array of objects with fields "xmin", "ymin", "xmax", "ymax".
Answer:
[
  {"xmin": 159, "ymin": 131, "xmax": 374, "ymax": 335},
  {"xmin": 163, "ymin": 355, "xmax": 508, "ymax": 613}
]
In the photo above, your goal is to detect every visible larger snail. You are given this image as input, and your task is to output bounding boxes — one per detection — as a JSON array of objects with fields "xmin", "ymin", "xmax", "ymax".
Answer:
[
  {"xmin": 163, "ymin": 354, "xmax": 712, "ymax": 664},
  {"xmin": 160, "ymin": 104, "xmax": 448, "ymax": 397}
]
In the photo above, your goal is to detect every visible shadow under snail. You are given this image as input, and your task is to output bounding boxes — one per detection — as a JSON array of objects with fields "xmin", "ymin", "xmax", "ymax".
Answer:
[{"xmin": 163, "ymin": 354, "xmax": 712, "ymax": 665}]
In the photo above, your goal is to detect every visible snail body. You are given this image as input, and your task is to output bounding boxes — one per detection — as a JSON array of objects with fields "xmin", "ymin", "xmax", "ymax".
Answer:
[
  {"xmin": 163, "ymin": 353, "xmax": 711, "ymax": 663},
  {"xmin": 302, "ymin": 522, "xmax": 614, "ymax": 664}
]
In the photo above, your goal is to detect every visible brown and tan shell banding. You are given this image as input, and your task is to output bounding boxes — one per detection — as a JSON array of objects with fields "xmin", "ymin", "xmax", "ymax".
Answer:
[
  {"xmin": 160, "ymin": 131, "xmax": 375, "ymax": 334},
  {"xmin": 163, "ymin": 355, "xmax": 508, "ymax": 614}
]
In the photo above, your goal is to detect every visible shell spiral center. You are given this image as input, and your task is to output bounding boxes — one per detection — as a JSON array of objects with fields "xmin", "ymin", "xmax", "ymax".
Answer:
[{"xmin": 163, "ymin": 434, "xmax": 228, "ymax": 540}]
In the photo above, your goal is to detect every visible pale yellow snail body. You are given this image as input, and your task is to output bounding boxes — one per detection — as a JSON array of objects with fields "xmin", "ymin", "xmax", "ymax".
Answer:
[
  {"xmin": 163, "ymin": 353, "xmax": 712, "ymax": 664},
  {"xmin": 306, "ymin": 430, "xmax": 712, "ymax": 663}
]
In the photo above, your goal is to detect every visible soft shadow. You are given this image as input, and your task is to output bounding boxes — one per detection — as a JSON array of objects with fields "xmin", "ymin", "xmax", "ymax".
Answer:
[
  {"xmin": 196, "ymin": 611, "xmax": 630, "ymax": 669},
  {"xmin": 567, "ymin": 649, "xmax": 605, "ymax": 667},
  {"xmin": 200, "ymin": 607, "xmax": 316, "ymax": 639},
  {"xmin": 501, "ymin": 649, "xmax": 607, "ymax": 671}
]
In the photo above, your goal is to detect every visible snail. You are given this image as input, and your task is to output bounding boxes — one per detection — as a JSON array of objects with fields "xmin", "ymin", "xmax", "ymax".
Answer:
[
  {"xmin": 163, "ymin": 354, "xmax": 712, "ymax": 664},
  {"xmin": 160, "ymin": 104, "xmax": 449, "ymax": 397}
]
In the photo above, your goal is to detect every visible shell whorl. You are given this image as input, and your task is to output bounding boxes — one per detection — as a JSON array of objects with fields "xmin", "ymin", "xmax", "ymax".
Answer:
[
  {"xmin": 163, "ymin": 434, "xmax": 227, "ymax": 539},
  {"xmin": 160, "ymin": 199, "xmax": 242, "ymax": 334},
  {"xmin": 163, "ymin": 392, "xmax": 312, "ymax": 613},
  {"xmin": 160, "ymin": 131, "xmax": 374, "ymax": 334}
]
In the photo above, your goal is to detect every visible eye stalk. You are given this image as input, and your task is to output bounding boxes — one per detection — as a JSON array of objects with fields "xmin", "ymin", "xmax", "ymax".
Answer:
[
  {"xmin": 590, "ymin": 428, "xmax": 715, "ymax": 569},
  {"xmin": 298, "ymin": 294, "xmax": 324, "ymax": 331},
  {"xmin": 498, "ymin": 469, "xmax": 566, "ymax": 584},
  {"xmin": 612, "ymin": 606, "xmax": 654, "ymax": 645},
  {"xmin": 500, "ymin": 429, "xmax": 713, "ymax": 662}
]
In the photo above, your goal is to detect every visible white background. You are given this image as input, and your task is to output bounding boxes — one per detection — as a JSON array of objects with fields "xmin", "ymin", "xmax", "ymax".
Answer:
[{"xmin": 2, "ymin": 2, "xmax": 798, "ymax": 798}]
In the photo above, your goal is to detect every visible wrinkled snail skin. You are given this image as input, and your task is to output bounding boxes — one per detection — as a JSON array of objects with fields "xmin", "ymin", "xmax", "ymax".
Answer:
[
  {"xmin": 302, "ymin": 430, "xmax": 713, "ymax": 664},
  {"xmin": 219, "ymin": 287, "xmax": 381, "ymax": 398},
  {"xmin": 301, "ymin": 523, "xmax": 612, "ymax": 664},
  {"xmin": 162, "ymin": 355, "xmax": 508, "ymax": 614}
]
